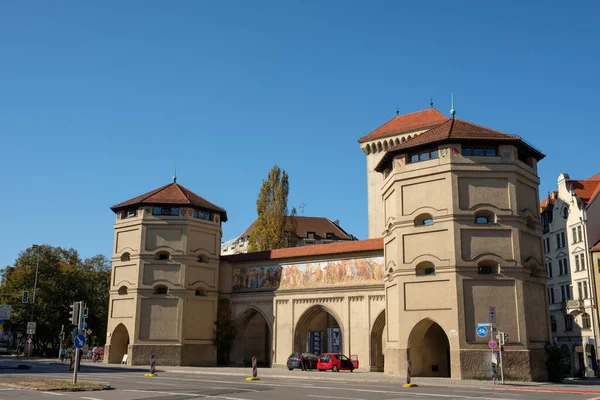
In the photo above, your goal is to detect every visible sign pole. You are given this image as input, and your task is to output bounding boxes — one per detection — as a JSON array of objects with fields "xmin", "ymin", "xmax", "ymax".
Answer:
[
  {"xmin": 497, "ymin": 332, "xmax": 505, "ymax": 385},
  {"xmin": 491, "ymin": 321, "xmax": 495, "ymax": 384},
  {"xmin": 73, "ymin": 301, "xmax": 84, "ymax": 384}
]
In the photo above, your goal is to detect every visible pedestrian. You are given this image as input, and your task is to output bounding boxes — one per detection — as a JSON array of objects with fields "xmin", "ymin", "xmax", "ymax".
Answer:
[
  {"xmin": 301, "ymin": 353, "xmax": 308, "ymax": 371},
  {"xmin": 92, "ymin": 345, "xmax": 98, "ymax": 363},
  {"xmin": 60, "ymin": 347, "xmax": 66, "ymax": 362}
]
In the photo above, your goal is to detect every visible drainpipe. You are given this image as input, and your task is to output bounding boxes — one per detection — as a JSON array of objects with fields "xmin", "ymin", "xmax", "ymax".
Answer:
[{"xmin": 581, "ymin": 209, "xmax": 599, "ymax": 376}]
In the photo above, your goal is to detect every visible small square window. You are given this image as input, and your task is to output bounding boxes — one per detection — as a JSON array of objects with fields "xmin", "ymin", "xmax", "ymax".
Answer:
[
  {"xmin": 462, "ymin": 148, "xmax": 472, "ymax": 156},
  {"xmin": 485, "ymin": 148, "xmax": 497, "ymax": 156},
  {"xmin": 430, "ymin": 150, "xmax": 439, "ymax": 159},
  {"xmin": 473, "ymin": 148, "xmax": 485, "ymax": 156},
  {"xmin": 410, "ymin": 154, "xmax": 419, "ymax": 163},
  {"xmin": 420, "ymin": 152, "xmax": 430, "ymax": 161}
]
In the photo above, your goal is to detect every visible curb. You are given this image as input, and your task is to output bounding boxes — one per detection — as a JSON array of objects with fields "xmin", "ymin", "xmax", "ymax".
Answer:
[{"xmin": 1, "ymin": 383, "xmax": 112, "ymax": 392}]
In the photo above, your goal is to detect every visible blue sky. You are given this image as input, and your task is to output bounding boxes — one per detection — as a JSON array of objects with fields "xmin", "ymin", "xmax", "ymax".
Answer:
[{"xmin": 1, "ymin": 1, "xmax": 599, "ymax": 268}]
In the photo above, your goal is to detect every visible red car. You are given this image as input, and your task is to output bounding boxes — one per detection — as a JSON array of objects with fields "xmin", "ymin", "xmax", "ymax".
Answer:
[{"xmin": 317, "ymin": 353, "xmax": 359, "ymax": 372}]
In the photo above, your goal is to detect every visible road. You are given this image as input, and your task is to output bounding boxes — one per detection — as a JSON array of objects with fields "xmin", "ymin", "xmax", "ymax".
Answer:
[{"xmin": 1, "ymin": 360, "xmax": 600, "ymax": 400}]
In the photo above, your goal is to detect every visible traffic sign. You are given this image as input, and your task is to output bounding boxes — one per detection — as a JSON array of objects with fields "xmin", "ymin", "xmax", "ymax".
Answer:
[
  {"xmin": 489, "ymin": 306, "xmax": 496, "ymax": 323},
  {"xmin": 478, "ymin": 322, "xmax": 492, "ymax": 327},
  {"xmin": 476, "ymin": 325, "xmax": 488, "ymax": 337},
  {"xmin": 488, "ymin": 339, "xmax": 497, "ymax": 349},
  {"xmin": 82, "ymin": 322, "xmax": 88, "ymax": 329},
  {"xmin": 26, "ymin": 321, "xmax": 36, "ymax": 335},
  {"xmin": 0, "ymin": 305, "xmax": 11, "ymax": 320},
  {"xmin": 74, "ymin": 334, "xmax": 86, "ymax": 349}
]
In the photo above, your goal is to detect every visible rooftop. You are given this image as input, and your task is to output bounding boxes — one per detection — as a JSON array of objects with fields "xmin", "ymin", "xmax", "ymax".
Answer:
[
  {"xmin": 221, "ymin": 238, "xmax": 383, "ymax": 263},
  {"xmin": 237, "ymin": 216, "xmax": 352, "ymax": 241},
  {"xmin": 568, "ymin": 178, "xmax": 600, "ymax": 207},
  {"xmin": 110, "ymin": 182, "xmax": 228, "ymax": 221},
  {"xmin": 358, "ymin": 108, "xmax": 448, "ymax": 143},
  {"xmin": 375, "ymin": 117, "xmax": 546, "ymax": 172}
]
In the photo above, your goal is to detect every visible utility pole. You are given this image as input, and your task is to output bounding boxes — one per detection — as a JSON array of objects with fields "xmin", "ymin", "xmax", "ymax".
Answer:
[{"xmin": 70, "ymin": 301, "xmax": 86, "ymax": 384}]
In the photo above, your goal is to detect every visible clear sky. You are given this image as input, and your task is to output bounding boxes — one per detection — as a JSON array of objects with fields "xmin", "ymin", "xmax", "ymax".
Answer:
[{"xmin": 1, "ymin": 1, "xmax": 599, "ymax": 268}]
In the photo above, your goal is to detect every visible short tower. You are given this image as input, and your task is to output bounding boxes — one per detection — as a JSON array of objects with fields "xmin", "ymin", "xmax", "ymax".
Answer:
[{"xmin": 104, "ymin": 182, "xmax": 227, "ymax": 366}]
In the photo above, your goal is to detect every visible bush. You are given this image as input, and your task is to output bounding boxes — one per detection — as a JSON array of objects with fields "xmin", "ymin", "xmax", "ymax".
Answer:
[{"xmin": 545, "ymin": 343, "xmax": 570, "ymax": 382}]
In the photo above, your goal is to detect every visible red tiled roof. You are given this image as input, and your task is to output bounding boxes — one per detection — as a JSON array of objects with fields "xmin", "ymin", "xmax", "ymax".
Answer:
[
  {"xmin": 591, "ymin": 240, "xmax": 600, "ymax": 252},
  {"xmin": 358, "ymin": 108, "xmax": 448, "ymax": 143},
  {"xmin": 375, "ymin": 118, "xmax": 545, "ymax": 172},
  {"xmin": 568, "ymin": 179, "xmax": 600, "ymax": 207},
  {"xmin": 540, "ymin": 191, "xmax": 558, "ymax": 212},
  {"xmin": 238, "ymin": 216, "xmax": 351, "ymax": 241},
  {"xmin": 110, "ymin": 182, "xmax": 228, "ymax": 221},
  {"xmin": 220, "ymin": 238, "xmax": 383, "ymax": 262}
]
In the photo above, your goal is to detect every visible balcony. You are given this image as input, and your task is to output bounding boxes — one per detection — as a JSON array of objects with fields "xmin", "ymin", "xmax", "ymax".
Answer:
[{"xmin": 562, "ymin": 299, "xmax": 585, "ymax": 311}]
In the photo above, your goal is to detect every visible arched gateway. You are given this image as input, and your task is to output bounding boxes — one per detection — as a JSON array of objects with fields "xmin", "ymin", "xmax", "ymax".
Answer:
[
  {"xmin": 231, "ymin": 307, "xmax": 271, "ymax": 367},
  {"xmin": 408, "ymin": 318, "xmax": 450, "ymax": 377},
  {"xmin": 294, "ymin": 305, "xmax": 342, "ymax": 354},
  {"xmin": 108, "ymin": 323, "xmax": 130, "ymax": 364},
  {"xmin": 370, "ymin": 311, "xmax": 385, "ymax": 371}
]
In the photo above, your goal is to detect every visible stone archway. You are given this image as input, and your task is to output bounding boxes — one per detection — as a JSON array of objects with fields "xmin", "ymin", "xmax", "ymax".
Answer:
[
  {"xmin": 231, "ymin": 308, "xmax": 271, "ymax": 367},
  {"xmin": 408, "ymin": 318, "xmax": 450, "ymax": 377},
  {"xmin": 108, "ymin": 323, "xmax": 129, "ymax": 364},
  {"xmin": 370, "ymin": 311, "xmax": 385, "ymax": 371},
  {"xmin": 294, "ymin": 305, "xmax": 342, "ymax": 355}
]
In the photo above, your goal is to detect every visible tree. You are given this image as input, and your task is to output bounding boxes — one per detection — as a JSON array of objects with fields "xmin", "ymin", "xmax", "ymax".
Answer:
[
  {"xmin": 248, "ymin": 164, "xmax": 298, "ymax": 252},
  {"xmin": 0, "ymin": 245, "xmax": 110, "ymax": 356}
]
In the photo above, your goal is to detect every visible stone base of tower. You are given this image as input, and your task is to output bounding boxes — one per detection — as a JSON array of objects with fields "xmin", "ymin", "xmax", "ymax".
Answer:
[
  {"xmin": 384, "ymin": 347, "xmax": 548, "ymax": 381},
  {"xmin": 127, "ymin": 344, "xmax": 217, "ymax": 367}
]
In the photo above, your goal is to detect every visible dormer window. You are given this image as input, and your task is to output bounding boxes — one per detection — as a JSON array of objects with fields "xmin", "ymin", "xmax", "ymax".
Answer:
[
  {"xmin": 307, "ymin": 232, "xmax": 315, "ymax": 240},
  {"xmin": 462, "ymin": 146, "xmax": 497, "ymax": 157},
  {"xmin": 122, "ymin": 208, "xmax": 138, "ymax": 219},
  {"xmin": 153, "ymin": 207, "xmax": 179, "ymax": 216},
  {"xmin": 408, "ymin": 148, "xmax": 439, "ymax": 164},
  {"xmin": 193, "ymin": 210, "xmax": 213, "ymax": 221},
  {"xmin": 326, "ymin": 233, "xmax": 334, "ymax": 239}
]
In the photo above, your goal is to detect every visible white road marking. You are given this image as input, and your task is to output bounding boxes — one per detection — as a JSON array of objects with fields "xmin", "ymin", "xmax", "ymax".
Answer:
[
  {"xmin": 210, "ymin": 386, "xmax": 260, "ymax": 392},
  {"xmin": 307, "ymin": 395, "xmax": 366, "ymax": 400},
  {"xmin": 123, "ymin": 389, "xmax": 250, "ymax": 400},
  {"xmin": 41, "ymin": 392, "xmax": 66, "ymax": 396},
  {"xmin": 81, "ymin": 397, "xmax": 103, "ymax": 400},
  {"xmin": 135, "ymin": 381, "xmax": 179, "ymax": 386}
]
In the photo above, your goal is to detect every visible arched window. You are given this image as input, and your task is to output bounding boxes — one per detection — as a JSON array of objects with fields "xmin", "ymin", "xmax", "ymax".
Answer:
[
  {"xmin": 477, "ymin": 261, "xmax": 498, "ymax": 275},
  {"xmin": 156, "ymin": 251, "xmax": 170, "ymax": 260},
  {"xmin": 154, "ymin": 285, "xmax": 168, "ymax": 295},
  {"xmin": 195, "ymin": 288, "xmax": 208, "ymax": 296},
  {"xmin": 197, "ymin": 255, "xmax": 209, "ymax": 263},
  {"xmin": 118, "ymin": 286, "xmax": 128, "ymax": 295},
  {"xmin": 474, "ymin": 210, "xmax": 495, "ymax": 224},
  {"xmin": 550, "ymin": 315, "xmax": 557, "ymax": 332},
  {"xmin": 582, "ymin": 313, "xmax": 591, "ymax": 330},
  {"xmin": 120, "ymin": 252, "xmax": 131, "ymax": 262},
  {"xmin": 564, "ymin": 315, "xmax": 573, "ymax": 331},
  {"xmin": 416, "ymin": 261, "xmax": 436, "ymax": 276},
  {"xmin": 414, "ymin": 213, "xmax": 434, "ymax": 227}
]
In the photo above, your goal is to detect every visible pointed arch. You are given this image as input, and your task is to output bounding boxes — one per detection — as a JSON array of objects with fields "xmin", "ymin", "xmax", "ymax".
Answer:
[
  {"xmin": 108, "ymin": 323, "xmax": 130, "ymax": 364},
  {"xmin": 370, "ymin": 311, "xmax": 386, "ymax": 371},
  {"xmin": 294, "ymin": 305, "xmax": 343, "ymax": 355},
  {"xmin": 408, "ymin": 318, "xmax": 450, "ymax": 377},
  {"xmin": 231, "ymin": 307, "xmax": 272, "ymax": 367}
]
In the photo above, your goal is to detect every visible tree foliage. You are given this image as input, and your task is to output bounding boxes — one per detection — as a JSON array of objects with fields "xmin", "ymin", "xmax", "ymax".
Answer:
[
  {"xmin": 0, "ymin": 245, "xmax": 110, "ymax": 356},
  {"xmin": 248, "ymin": 164, "xmax": 298, "ymax": 252},
  {"xmin": 545, "ymin": 343, "xmax": 571, "ymax": 382}
]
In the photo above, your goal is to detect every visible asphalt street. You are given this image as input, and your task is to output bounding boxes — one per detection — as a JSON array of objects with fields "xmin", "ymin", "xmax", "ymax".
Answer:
[{"xmin": 1, "ymin": 360, "xmax": 600, "ymax": 400}]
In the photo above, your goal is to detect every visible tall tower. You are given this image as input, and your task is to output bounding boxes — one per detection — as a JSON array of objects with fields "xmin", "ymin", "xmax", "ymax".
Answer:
[
  {"xmin": 104, "ymin": 181, "xmax": 227, "ymax": 366},
  {"xmin": 374, "ymin": 117, "xmax": 550, "ymax": 380},
  {"xmin": 359, "ymin": 108, "xmax": 447, "ymax": 238}
]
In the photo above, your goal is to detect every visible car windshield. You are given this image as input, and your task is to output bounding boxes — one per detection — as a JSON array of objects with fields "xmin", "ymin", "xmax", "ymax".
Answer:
[
  {"xmin": 289, "ymin": 353, "xmax": 301, "ymax": 358},
  {"xmin": 319, "ymin": 355, "xmax": 331, "ymax": 362}
]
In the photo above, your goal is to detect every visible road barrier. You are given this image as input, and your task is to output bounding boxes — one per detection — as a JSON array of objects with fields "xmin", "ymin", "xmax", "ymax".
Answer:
[
  {"xmin": 245, "ymin": 356, "xmax": 260, "ymax": 381},
  {"xmin": 144, "ymin": 355, "xmax": 157, "ymax": 377}
]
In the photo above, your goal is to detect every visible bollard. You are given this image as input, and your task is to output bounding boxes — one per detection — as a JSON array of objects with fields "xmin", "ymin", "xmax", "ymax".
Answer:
[
  {"xmin": 245, "ymin": 356, "xmax": 260, "ymax": 381},
  {"xmin": 402, "ymin": 360, "xmax": 418, "ymax": 388},
  {"xmin": 144, "ymin": 355, "xmax": 157, "ymax": 377}
]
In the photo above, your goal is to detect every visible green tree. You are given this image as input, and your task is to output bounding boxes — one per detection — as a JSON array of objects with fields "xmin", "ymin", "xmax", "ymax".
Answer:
[
  {"xmin": 248, "ymin": 164, "xmax": 298, "ymax": 251},
  {"xmin": 545, "ymin": 343, "xmax": 571, "ymax": 382},
  {"xmin": 0, "ymin": 245, "xmax": 110, "ymax": 356}
]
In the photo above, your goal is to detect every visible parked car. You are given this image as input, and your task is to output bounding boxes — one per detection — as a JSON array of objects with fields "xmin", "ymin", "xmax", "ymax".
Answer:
[
  {"xmin": 287, "ymin": 352, "xmax": 319, "ymax": 370},
  {"xmin": 317, "ymin": 353, "xmax": 356, "ymax": 372}
]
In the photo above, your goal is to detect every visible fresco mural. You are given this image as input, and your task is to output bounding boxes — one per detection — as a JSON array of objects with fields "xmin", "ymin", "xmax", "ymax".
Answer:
[
  {"xmin": 280, "ymin": 256, "xmax": 384, "ymax": 289},
  {"xmin": 231, "ymin": 257, "xmax": 384, "ymax": 292},
  {"xmin": 232, "ymin": 266, "xmax": 282, "ymax": 292}
]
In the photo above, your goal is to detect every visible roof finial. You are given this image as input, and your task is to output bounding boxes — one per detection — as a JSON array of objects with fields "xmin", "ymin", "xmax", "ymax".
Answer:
[
  {"xmin": 430, "ymin": 97, "xmax": 434, "ymax": 108},
  {"xmin": 450, "ymin": 93, "xmax": 456, "ymax": 118},
  {"xmin": 396, "ymin": 105, "xmax": 399, "ymax": 116},
  {"xmin": 173, "ymin": 166, "xmax": 177, "ymax": 183}
]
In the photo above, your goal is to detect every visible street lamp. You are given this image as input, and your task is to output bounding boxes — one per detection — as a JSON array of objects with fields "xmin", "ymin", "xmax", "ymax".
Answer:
[{"xmin": 30, "ymin": 244, "xmax": 41, "ymax": 322}]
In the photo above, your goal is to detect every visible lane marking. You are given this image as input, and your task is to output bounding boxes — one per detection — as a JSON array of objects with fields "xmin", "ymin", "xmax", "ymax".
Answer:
[
  {"xmin": 489, "ymin": 387, "xmax": 600, "ymax": 395},
  {"xmin": 307, "ymin": 395, "xmax": 366, "ymax": 400},
  {"xmin": 135, "ymin": 381, "xmax": 179, "ymax": 386},
  {"xmin": 123, "ymin": 389, "xmax": 250, "ymax": 400},
  {"xmin": 210, "ymin": 387, "xmax": 260, "ymax": 392},
  {"xmin": 81, "ymin": 397, "xmax": 103, "ymax": 400},
  {"xmin": 41, "ymin": 392, "xmax": 66, "ymax": 396}
]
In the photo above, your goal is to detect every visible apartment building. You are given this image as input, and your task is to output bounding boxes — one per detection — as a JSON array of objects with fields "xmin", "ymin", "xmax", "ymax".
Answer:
[{"xmin": 541, "ymin": 172, "xmax": 600, "ymax": 377}]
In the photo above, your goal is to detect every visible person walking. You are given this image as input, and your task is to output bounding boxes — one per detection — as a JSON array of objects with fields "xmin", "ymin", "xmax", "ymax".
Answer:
[{"xmin": 59, "ymin": 347, "xmax": 66, "ymax": 362}]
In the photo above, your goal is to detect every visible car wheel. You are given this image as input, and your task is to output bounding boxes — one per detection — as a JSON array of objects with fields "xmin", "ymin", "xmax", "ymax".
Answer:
[
  {"xmin": 288, "ymin": 368, "xmax": 293, "ymax": 371},
  {"xmin": 332, "ymin": 365, "xmax": 339, "ymax": 372},
  {"xmin": 350, "ymin": 368, "xmax": 354, "ymax": 372}
]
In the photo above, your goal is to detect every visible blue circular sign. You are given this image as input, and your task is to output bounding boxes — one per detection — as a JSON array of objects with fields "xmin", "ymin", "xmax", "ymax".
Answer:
[
  {"xmin": 476, "ymin": 325, "xmax": 488, "ymax": 337},
  {"xmin": 74, "ymin": 334, "xmax": 86, "ymax": 349}
]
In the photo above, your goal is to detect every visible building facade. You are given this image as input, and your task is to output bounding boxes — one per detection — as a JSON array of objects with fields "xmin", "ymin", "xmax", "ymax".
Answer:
[
  {"xmin": 104, "ymin": 107, "xmax": 550, "ymax": 381},
  {"xmin": 221, "ymin": 216, "xmax": 355, "ymax": 256},
  {"xmin": 541, "ymin": 173, "xmax": 600, "ymax": 377}
]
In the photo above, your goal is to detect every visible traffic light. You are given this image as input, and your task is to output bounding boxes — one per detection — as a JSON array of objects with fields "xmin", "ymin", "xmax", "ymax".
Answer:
[
  {"xmin": 498, "ymin": 332, "xmax": 509, "ymax": 345},
  {"xmin": 21, "ymin": 291, "xmax": 29, "ymax": 304},
  {"xmin": 69, "ymin": 302, "xmax": 80, "ymax": 325},
  {"xmin": 58, "ymin": 333, "xmax": 63, "ymax": 340},
  {"xmin": 82, "ymin": 306, "xmax": 89, "ymax": 319},
  {"xmin": 502, "ymin": 332, "xmax": 509, "ymax": 344}
]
